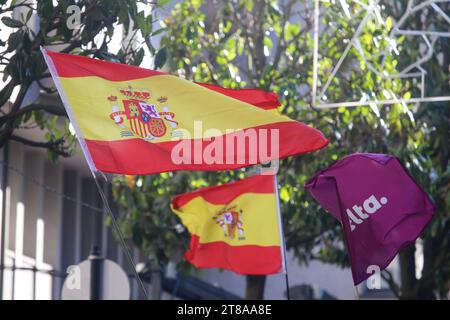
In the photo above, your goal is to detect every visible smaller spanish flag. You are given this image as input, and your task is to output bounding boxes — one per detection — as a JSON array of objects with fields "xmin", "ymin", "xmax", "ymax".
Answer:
[{"xmin": 171, "ymin": 174, "xmax": 284, "ymax": 275}]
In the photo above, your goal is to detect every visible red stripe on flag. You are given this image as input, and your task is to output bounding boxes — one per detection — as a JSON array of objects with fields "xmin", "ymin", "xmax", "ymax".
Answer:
[
  {"xmin": 85, "ymin": 121, "xmax": 329, "ymax": 175},
  {"xmin": 185, "ymin": 235, "xmax": 282, "ymax": 275},
  {"xmin": 196, "ymin": 82, "xmax": 280, "ymax": 110},
  {"xmin": 44, "ymin": 50, "xmax": 164, "ymax": 80},
  {"xmin": 44, "ymin": 50, "xmax": 280, "ymax": 109},
  {"xmin": 172, "ymin": 174, "xmax": 274, "ymax": 208}
]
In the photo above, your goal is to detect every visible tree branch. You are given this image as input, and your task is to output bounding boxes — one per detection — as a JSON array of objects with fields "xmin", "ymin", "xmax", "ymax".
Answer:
[
  {"xmin": 0, "ymin": 84, "xmax": 30, "ymax": 147},
  {"xmin": 0, "ymin": 103, "xmax": 67, "ymax": 125},
  {"xmin": 9, "ymin": 134, "xmax": 71, "ymax": 157},
  {"xmin": 380, "ymin": 269, "xmax": 401, "ymax": 299},
  {"xmin": 0, "ymin": 81, "xmax": 16, "ymax": 108}
]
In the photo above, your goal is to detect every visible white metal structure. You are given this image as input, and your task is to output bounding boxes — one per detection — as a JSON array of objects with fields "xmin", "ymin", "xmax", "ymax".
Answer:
[{"xmin": 312, "ymin": 0, "xmax": 450, "ymax": 109}]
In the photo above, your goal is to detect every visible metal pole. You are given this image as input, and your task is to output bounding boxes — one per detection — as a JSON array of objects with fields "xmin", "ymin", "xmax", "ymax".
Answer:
[
  {"xmin": 32, "ymin": 266, "xmax": 37, "ymax": 300},
  {"xmin": 273, "ymin": 175, "xmax": 290, "ymax": 300},
  {"xmin": 354, "ymin": 285, "xmax": 360, "ymax": 300},
  {"xmin": 312, "ymin": 0, "xmax": 320, "ymax": 106},
  {"xmin": 318, "ymin": 6, "xmax": 375, "ymax": 101},
  {"xmin": 89, "ymin": 245, "xmax": 103, "ymax": 300},
  {"xmin": 91, "ymin": 173, "xmax": 150, "ymax": 300},
  {"xmin": 0, "ymin": 142, "xmax": 9, "ymax": 300},
  {"xmin": 307, "ymin": 95, "xmax": 450, "ymax": 109},
  {"xmin": 151, "ymin": 261, "xmax": 162, "ymax": 300},
  {"xmin": 11, "ymin": 257, "xmax": 15, "ymax": 299}
]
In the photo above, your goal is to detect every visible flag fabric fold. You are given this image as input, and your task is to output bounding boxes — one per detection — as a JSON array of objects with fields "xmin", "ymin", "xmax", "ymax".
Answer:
[
  {"xmin": 41, "ymin": 48, "xmax": 328, "ymax": 175},
  {"xmin": 305, "ymin": 153, "xmax": 435, "ymax": 285},
  {"xmin": 195, "ymin": 82, "xmax": 281, "ymax": 110},
  {"xmin": 171, "ymin": 174, "xmax": 284, "ymax": 275}
]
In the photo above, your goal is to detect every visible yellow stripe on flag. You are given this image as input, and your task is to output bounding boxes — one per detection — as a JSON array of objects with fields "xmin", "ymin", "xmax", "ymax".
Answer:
[
  {"xmin": 171, "ymin": 192, "xmax": 280, "ymax": 247},
  {"xmin": 59, "ymin": 75, "xmax": 294, "ymax": 142}
]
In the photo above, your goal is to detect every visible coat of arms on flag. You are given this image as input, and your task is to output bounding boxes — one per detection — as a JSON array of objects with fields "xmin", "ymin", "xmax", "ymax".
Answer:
[
  {"xmin": 213, "ymin": 206, "xmax": 245, "ymax": 240},
  {"xmin": 108, "ymin": 87, "xmax": 178, "ymax": 141}
]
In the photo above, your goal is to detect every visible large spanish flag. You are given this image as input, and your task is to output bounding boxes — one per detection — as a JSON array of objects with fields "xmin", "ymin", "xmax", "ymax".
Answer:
[
  {"xmin": 42, "ymin": 48, "xmax": 328, "ymax": 174},
  {"xmin": 171, "ymin": 174, "xmax": 284, "ymax": 275}
]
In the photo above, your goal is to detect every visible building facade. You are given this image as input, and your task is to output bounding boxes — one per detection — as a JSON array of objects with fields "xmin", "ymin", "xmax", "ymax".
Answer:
[{"xmin": 1, "ymin": 137, "xmax": 379, "ymax": 299}]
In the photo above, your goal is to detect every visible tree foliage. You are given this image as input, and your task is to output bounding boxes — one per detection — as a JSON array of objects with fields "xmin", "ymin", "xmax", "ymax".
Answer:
[
  {"xmin": 112, "ymin": 0, "xmax": 450, "ymax": 299},
  {"xmin": 0, "ymin": 0, "xmax": 166, "ymax": 160}
]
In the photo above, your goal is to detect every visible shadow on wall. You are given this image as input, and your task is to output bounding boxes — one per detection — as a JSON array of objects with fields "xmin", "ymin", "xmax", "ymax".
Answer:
[{"xmin": 286, "ymin": 284, "xmax": 337, "ymax": 300}]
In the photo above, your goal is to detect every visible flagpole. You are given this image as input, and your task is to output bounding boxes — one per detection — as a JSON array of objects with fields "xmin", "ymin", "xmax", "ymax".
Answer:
[
  {"xmin": 92, "ymin": 172, "xmax": 150, "ymax": 300},
  {"xmin": 41, "ymin": 47, "xmax": 150, "ymax": 300},
  {"xmin": 273, "ymin": 174, "xmax": 291, "ymax": 300},
  {"xmin": 354, "ymin": 285, "xmax": 360, "ymax": 300}
]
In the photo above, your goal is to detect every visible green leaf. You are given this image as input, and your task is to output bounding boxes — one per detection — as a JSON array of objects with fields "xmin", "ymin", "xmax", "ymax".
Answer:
[
  {"xmin": 131, "ymin": 48, "xmax": 145, "ymax": 66},
  {"xmin": 264, "ymin": 36, "xmax": 273, "ymax": 49},
  {"xmin": 26, "ymin": 9, "xmax": 33, "ymax": 23},
  {"xmin": 7, "ymin": 31, "xmax": 23, "ymax": 52},
  {"xmin": 151, "ymin": 28, "xmax": 167, "ymax": 37},
  {"xmin": 280, "ymin": 187, "xmax": 290, "ymax": 202},
  {"xmin": 386, "ymin": 16, "xmax": 393, "ymax": 31},
  {"xmin": 2, "ymin": 66, "xmax": 9, "ymax": 82},
  {"xmin": 154, "ymin": 46, "xmax": 168, "ymax": 69},
  {"xmin": 402, "ymin": 91, "xmax": 412, "ymax": 100},
  {"xmin": 135, "ymin": 12, "xmax": 152, "ymax": 36},
  {"xmin": 1, "ymin": 16, "xmax": 23, "ymax": 28},
  {"xmin": 243, "ymin": 0, "xmax": 253, "ymax": 11},
  {"xmin": 155, "ymin": 0, "xmax": 172, "ymax": 7}
]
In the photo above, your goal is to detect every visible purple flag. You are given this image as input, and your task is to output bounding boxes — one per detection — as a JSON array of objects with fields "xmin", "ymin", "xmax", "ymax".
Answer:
[{"xmin": 305, "ymin": 153, "xmax": 435, "ymax": 285}]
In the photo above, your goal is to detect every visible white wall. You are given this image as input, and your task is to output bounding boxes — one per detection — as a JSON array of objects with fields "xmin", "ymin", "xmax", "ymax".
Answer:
[{"xmin": 200, "ymin": 250, "xmax": 356, "ymax": 300}]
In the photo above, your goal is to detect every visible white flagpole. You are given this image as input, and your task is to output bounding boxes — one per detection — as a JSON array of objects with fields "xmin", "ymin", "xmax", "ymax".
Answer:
[
  {"xmin": 91, "ymin": 173, "xmax": 150, "ymax": 300},
  {"xmin": 273, "ymin": 174, "xmax": 290, "ymax": 300},
  {"xmin": 41, "ymin": 47, "xmax": 150, "ymax": 300},
  {"xmin": 354, "ymin": 285, "xmax": 360, "ymax": 300}
]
